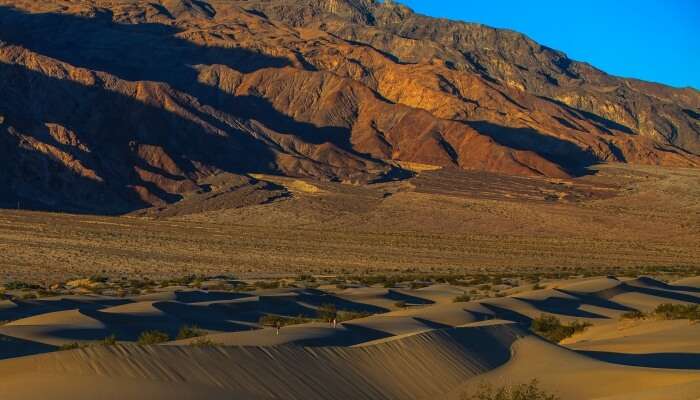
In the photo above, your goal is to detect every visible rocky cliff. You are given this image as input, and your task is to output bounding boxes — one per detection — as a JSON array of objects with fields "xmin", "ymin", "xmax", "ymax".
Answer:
[{"xmin": 0, "ymin": 0, "xmax": 698, "ymax": 213}]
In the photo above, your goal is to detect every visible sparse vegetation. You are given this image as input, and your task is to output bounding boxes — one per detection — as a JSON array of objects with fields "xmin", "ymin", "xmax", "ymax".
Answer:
[
  {"xmin": 336, "ymin": 310, "xmax": 372, "ymax": 322},
  {"xmin": 653, "ymin": 303, "xmax": 700, "ymax": 321},
  {"xmin": 188, "ymin": 338, "xmax": 221, "ymax": 347},
  {"xmin": 58, "ymin": 342, "xmax": 84, "ymax": 351},
  {"xmin": 317, "ymin": 304, "xmax": 337, "ymax": 322},
  {"xmin": 453, "ymin": 293, "xmax": 472, "ymax": 303},
  {"xmin": 137, "ymin": 330, "xmax": 170, "ymax": 345},
  {"xmin": 531, "ymin": 315, "xmax": 592, "ymax": 343},
  {"xmin": 620, "ymin": 310, "xmax": 646, "ymax": 320},
  {"xmin": 259, "ymin": 314, "xmax": 311, "ymax": 327},
  {"xmin": 253, "ymin": 280, "xmax": 281, "ymax": 290},
  {"xmin": 176, "ymin": 325, "xmax": 205, "ymax": 340},
  {"xmin": 99, "ymin": 334, "xmax": 118, "ymax": 346},
  {"xmin": 3, "ymin": 281, "xmax": 40, "ymax": 290},
  {"xmin": 461, "ymin": 380, "xmax": 559, "ymax": 400}
]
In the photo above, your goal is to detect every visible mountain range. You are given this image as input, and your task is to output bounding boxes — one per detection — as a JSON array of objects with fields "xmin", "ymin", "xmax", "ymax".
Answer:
[{"xmin": 1, "ymin": 0, "xmax": 698, "ymax": 213}]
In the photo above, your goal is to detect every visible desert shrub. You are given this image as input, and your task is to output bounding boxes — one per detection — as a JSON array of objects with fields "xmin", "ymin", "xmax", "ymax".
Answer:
[
  {"xmin": 409, "ymin": 281, "xmax": 430, "ymax": 289},
  {"xmin": 620, "ymin": 310, "xmax": 646, "ymax": 320},
  {"xmin": 21, "ymin": 292, "xmax": 37, "ymax": 300},
  {"xmin": 58, "ymin": 342, "xmax": 84, "ymax": 351},
  {"xmin": 36, "ymin": 289, "xmax": 60, "ymax": 298},
  {"xmin": 128, "ymin": 279, "xmax": 155, "ymax": 289},
  {"xmin": 296, "ymin": 274, "xmax": 316, "ymax": 282},
  {"xmin": 531, "ymin": 315, "xmax": 591, "ymax": 343},
  {"xmin": 259, "ymin": 314, "xmax": 310, "ymax": 327},
  {"xmin": 317, "ymin": 303, "xmax": 337, "ymax": 321},
  {"xmin": 453, "ymin": 293, "xmax": 472, "ymax": 303},
  {"xmin": 462, "ymin": 380, "xmax": 558, "ymax": 400},
  {"xmin": 89, "ymin": 274, "xmax": 109, "ymax": 283},
  {"xmin": 336, "ymin": 310, "xmax": 372, "ymax": 322},
  {"xmin": 653, "ymin": 303, "xmax": 700, "ymax": 320},
  {"xmin": 392, "ymin": 301, "xmax": 407, "ymax": 308},
  {"xmin": 189, "ymin": 338, "xmax": 221, "ymax": 347},
  {"xmin": 99, "ymin": 334, "xmax": 117, "ymax": 346},
  {"xmin": 176, "ymin": 325, "xmax": 205, "ymax": 340},
  {"xmin": 4, "ymin": 281, "xmax": 39, "ymax": 290},
  {"xmin": 254, "ymin": 280, "xmax": 281, "ymax": 290},
  {"xmin": 137, "ymin": 330, "xmax": 170, "ymax": 345}
]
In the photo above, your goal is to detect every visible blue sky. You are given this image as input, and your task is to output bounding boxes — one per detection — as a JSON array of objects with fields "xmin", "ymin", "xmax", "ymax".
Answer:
[{"xmin": 397, "ymin": 0, "xmax": 700, "ymax": 89}]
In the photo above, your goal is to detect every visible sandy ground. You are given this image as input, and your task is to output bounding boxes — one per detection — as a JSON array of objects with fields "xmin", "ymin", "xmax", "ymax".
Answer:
[
  {"xmin": 0, "ymin": 275, "xmax": 699, "ymax": 399},
  {"xmin": 1, "ymin": 164, "xmax": 699, "ymax": 283}
]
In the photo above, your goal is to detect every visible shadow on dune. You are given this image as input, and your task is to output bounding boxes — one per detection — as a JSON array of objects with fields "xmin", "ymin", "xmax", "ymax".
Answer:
[
  {"xmin": 171, "ymin": 291, "xmax": 254, "ymax": 304},
  {"xmin": 294, "ymin": 323, "xmax": 393, "ymax": 347},
  {"xmin": 384, "ymin": 289, "xmax": 435, "ymax": 305},
  {"xmin": 555, "ymin": 289, "xmax": 636, "ymax": 312},
  {"xmin": 0, "ymin": 297, "xmax": 131, "ymax": 322},
  {"xmin": 479, "ymin": 303, "xmax": 532, "ymax": 326},
  {"xmin": 631, "ymin": 277, "xmax": 700, "ymax": 294},
  {"xmin": 578, "ymin": 350, "xmax": 700, "ymax": 370},
  {"xmin": 621, "ymin": 283, "xmax": 700, "ymax": 304},
  {"xmin": 78, "ymin": 306, "xmax": 248, "ymax": 341},
  {"xmin": 0, "ymin": 334, "xmax": 56, "ymax": 360},
  {"xmin": 297, "ymin": 289, "xmax": 389, "ymax": 314},
  {"xmin": 512, "ymin": 296, "xmax": 610, "ymax": 319}
]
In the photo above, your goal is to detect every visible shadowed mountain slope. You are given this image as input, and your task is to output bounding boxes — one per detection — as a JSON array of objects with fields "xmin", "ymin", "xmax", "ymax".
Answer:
[{"xmin": 0, "ymin": 0, "xmax": 698, "ymax": 213}]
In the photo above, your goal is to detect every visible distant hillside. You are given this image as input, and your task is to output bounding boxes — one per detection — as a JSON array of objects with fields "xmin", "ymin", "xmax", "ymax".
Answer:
[{"xmin": 0, "ymin": 0, "xmax": 698, "ymax": 213}]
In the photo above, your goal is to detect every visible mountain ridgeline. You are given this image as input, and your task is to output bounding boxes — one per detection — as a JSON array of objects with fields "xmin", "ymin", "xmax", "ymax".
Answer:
[{"xmin": 0, "ymin": 0, "xmax": 698, "ymax": 213}]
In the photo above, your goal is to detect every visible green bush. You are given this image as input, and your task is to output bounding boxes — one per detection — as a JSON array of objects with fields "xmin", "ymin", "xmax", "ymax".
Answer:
[
  {"xmin": 259, "ymin": 314, "xmax": 310, "ymax": 327},
  {"xmin": 176, "ymin": 325, "xmax": 205, "ymax": 340},
  {"xmin": 462, "ymin": 380, "xmax": 559, "ymax": 400},
  {"xmin": 654, "ymin": 303, "xmax": 700, "ymax": 320},
  {"xmin": 317, "ymin": 304, "xmax": 337, "ymax": 321},
  {"xmin": 336, "ymin": 310, "xmax": 371, "ymax": 322},
  {"xmin": 99, "ymin": 334, "xmax": 117, "ymax": 345},
  {"xmin": 453, "ymin": 293, "xmax": 472, "ymax": 303},
  {"xmin": 531, "ymin": 314, "xmax": 591, "ymax": 343},
  {"xmin": 58, "ymin": 342, "xmax": 84, "ymax": 351},
  {"xmin": 254, "ymin": 280, "xmax": 281, "ymax": 290},
  {"xmin": 137, "ymin": 330, "xmax": 170, "ymax": 345},
  {"xmin": 620, "ymin": 310, "xmax": 646, "ymax": 320},
  {"xmin": 189, "ymin": 338, "xmax": 220, "ymax": 347},
  {"xmin": 4, "ymin": 281, "xmax": 39, "ymax": 290}
]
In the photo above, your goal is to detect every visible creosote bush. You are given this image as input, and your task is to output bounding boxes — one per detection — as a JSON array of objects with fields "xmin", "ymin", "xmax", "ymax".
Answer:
[
  {"xmin": 653, "ymin": 303, "xmax": 700, "ymax": 320},
  {"xmin": 259, "ymin": 314, "xmax": 311, "ymax": 327},
  {"xmin": 58, "ymin": 342, "xmax": 84, "ymax": 351},
  {"xmin": 620, "ymin": 310, "xmax": 646, "ymax": 320},
  {"xmin": 531, "ymin": 314, "xmax": 591, "ymax": 343},
  {"xmin": 100, "ymin": 334, "xmax": 117, "ymax": 345},
  {"xmin": 137, "ymin": 330, "xmax": 170, "ymax": 345},
  {"xmin": 177, "ymin": 325, "xmax": 205, "ymax": 340},
  {"xmin": 462, "ymin": 380, "xmax": 559, "ymax": 400}
]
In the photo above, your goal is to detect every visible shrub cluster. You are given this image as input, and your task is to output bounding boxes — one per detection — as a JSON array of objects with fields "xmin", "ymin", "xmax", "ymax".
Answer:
[
  {"xmin": 653, "ymin": 303, "xmax": 700, "ymax": 321},
  {"xmin": 137, "ymin": 330, "xmax": 170, "ymax": 345},
  {"xmin": 531, "ymin": 315, "xmax": 591, "ymax": 343},
  {"xmin": 462, "ymin": 380, "xmax": 559, "ymax": 400}
]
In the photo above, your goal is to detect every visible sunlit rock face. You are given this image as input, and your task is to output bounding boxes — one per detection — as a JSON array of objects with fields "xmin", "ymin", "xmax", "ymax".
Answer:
[{"xmin": 0, "ymin": 0, "xmax": 698, "ymax": 213}]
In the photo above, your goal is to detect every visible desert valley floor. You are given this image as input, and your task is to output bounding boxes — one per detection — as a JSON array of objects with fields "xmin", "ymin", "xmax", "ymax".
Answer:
[{"xmin": 0, "ymin": 164, "xmax": 699, "ymax": 399}]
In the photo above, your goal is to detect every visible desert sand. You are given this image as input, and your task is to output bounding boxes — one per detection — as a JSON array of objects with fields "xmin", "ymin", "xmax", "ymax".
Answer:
[{"xmin": 0, "ymin": 275, "xmax": 699, "ymax": 399}]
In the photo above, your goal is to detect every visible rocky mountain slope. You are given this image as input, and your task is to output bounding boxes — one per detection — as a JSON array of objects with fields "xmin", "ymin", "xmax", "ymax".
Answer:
[{"xmin": 0, "ymin": 0, "xmax": 698, "ymax": 213}]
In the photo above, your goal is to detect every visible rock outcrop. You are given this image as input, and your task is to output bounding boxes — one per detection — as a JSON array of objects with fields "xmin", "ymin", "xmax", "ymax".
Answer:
[{"xmin": 0, "ymin": 0, "xmax": 698, "ymax": 213}]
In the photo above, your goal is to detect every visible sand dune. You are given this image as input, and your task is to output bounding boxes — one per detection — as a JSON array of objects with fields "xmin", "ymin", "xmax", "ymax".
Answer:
[
  {"xmin": 0, "ymin": 276, "xmax": 699, "ymax": 399},
  {"xmin": 0, "ymin": 325, "xmax": 519, "ymax": 400}
]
